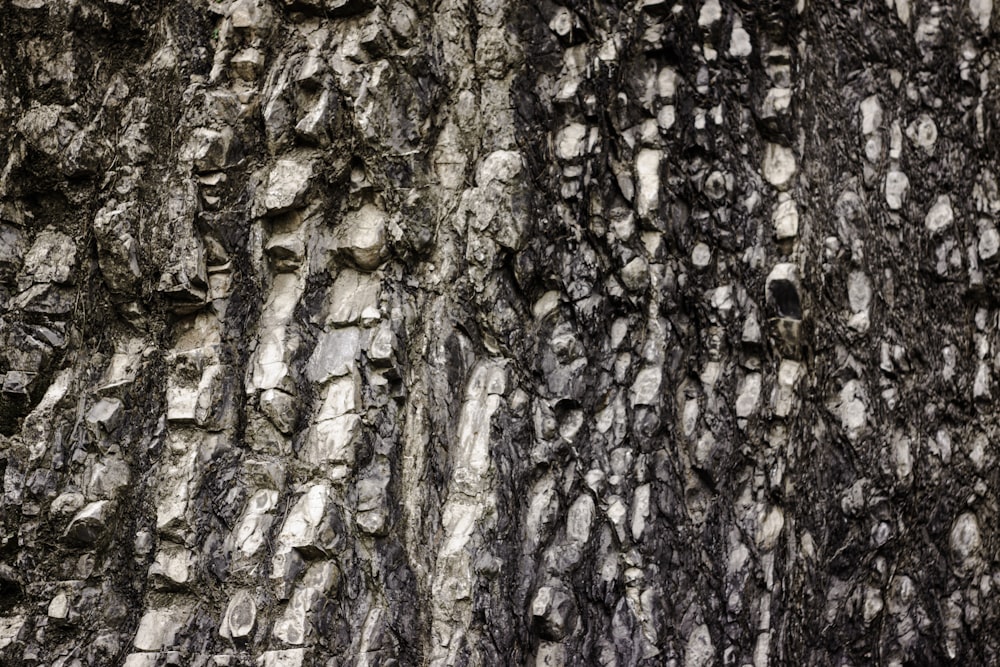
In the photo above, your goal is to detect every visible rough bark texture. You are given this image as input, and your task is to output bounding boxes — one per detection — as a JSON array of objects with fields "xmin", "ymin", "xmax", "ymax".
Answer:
[{"xmin": 1, "ymin": 0, "xmax": 998, "ymax": 665}]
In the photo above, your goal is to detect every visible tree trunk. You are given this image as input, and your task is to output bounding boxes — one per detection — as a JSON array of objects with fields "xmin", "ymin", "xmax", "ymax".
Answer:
[{"xmin": 0, "ymin": 0, "xmax": 995, "ymax": 664}]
